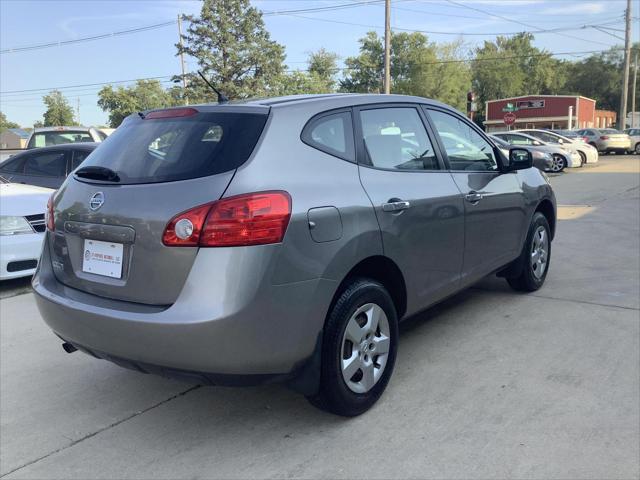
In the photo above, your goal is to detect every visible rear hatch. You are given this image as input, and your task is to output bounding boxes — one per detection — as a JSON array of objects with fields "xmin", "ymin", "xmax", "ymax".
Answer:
[
  {"xmin": 601, "ymin": 130, "xmax": 630, "ymax": 146},
  {"xmin": 49, "ymin": 106, "xmax": 269, "ymax": 305}
]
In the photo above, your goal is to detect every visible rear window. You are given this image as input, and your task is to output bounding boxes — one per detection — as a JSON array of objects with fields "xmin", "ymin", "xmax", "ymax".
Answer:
[
  {"xmin": 77, "ymin": 111, "xmax": 268, "ymax": 184},
  {"xmin": 30, "ymin": 131, "xmax": 93, "ymax": 148},
  {"xmin": 601, "ymin": 129, "xmax": 620, "ymax": 134}
]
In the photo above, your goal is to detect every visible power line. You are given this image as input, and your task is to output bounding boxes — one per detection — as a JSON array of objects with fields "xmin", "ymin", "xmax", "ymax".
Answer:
[
  {"xmin": 1, "ymin": 47, "xmax": 625, "ymax": 101},
  {"xmin": 0, "ymin": 21, "xmax": 176, "ymax": 54},
  {"xmin": 443, "ymin": 0, "xmax": 617, "ymax": 48},
  {"xmin": 286, "ymin": 12, "xmax": 630, "ymax": 37}
]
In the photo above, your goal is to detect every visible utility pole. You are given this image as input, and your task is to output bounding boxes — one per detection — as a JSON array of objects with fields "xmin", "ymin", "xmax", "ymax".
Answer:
[
  {"xmin": 76, "ymin": 97, "xmax": 80, "ymax": 125},
  {"xmin": 383, "ymin": 0, "xmax": 391, "ymax": 94},
  {"xmin": 632, "ymin": 50, "xmax": 638, "ymax": 128},
  {"xmin": 177, "ymin": 14, "xmax": 188, "ymax": 105},
  {"xmin": 619, "ymin": 0, "xmax": 632, "ymax": 129}
]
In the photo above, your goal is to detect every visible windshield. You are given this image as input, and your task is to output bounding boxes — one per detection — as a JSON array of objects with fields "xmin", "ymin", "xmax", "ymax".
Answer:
[{"xmin": 77, "ymin": 111, "xmax": 268, "ymax": 184}]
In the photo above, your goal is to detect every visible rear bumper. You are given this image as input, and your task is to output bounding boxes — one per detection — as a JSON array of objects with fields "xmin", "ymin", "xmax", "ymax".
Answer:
[
  {"xmin": 33, "ymin": 240, "xmax": 336, "ymax": 386},
  {"xmin": 0, "ymin": 233, "xmax": 44, "ymax": 280},
  {"xmin": 598, "ymin": 140, "xmax": 631, "ymax": 151}
]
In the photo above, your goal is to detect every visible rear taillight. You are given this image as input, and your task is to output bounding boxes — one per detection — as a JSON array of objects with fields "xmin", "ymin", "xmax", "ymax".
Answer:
[
  {"xmin": 583, "ymin": 136, "xmax": 589, "ymax": 142},
  {"xmin": 162, "ymin": 191, "xmax": 291, "ymax": 247},
  {"xmin": 600, "ymin": 135, "xmax": 609, "ymax": 140},
  {"xmin": 46, "ymin": 192, "xmax": 55, "ymax": 231}
]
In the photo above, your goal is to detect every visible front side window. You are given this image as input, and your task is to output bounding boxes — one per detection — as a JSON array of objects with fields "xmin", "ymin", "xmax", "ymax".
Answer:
[
  {"xmin": 0, "ymin": 156, "xmax": 25, "ymax": 173},
  {"xmin": 359, "ymin": 107, "xmax": 439, "ymax": 171},
  {"xmin": 427, "ymin": 110, "xmax": 497, "ymax": 172},
  {"xmin": 24, "ymin": 151, "xmax": 66, "ymax": 176},
  {"xmin": 302, "ymin": 111, "xmax": 354, "ymax": 161}
]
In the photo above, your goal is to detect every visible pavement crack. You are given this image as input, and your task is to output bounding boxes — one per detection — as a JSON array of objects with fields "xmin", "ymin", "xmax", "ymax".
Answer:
[
  {"xmin": 471, "ymin": 287, "xmax": 639, "ymax": 312},
  {"xmin": 0, "ymin": 385, "xmax": 201, "ymax": 478}
]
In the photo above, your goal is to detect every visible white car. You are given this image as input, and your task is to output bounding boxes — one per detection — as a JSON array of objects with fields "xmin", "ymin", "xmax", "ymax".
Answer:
[
  {"xmin": 0, "ymin": 176, "xmax": 53, "ymax": 280},
  {"xmin": 517, "ymin": 129, "xmax": 599, "ymax": 165}
]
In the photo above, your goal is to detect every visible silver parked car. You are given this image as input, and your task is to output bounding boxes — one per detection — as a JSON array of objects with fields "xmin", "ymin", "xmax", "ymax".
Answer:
[
  {"xmin": 520, "ymin": 129, "xmax": 599, "ymax": 165},
  {"xmin": 575, "ymin": 128, "xmax": 631, "ymax": 154},
  {"xmin": 34, "ymin": 94, "xmax": 556, "ymax": 416},
  {"xmin": 492, "ymin": 131, "xmax": 578, "ymax": 172},
  {"xmin": 26, "ymin": 126, "xmax": 107, "ymax": 149},
  {"xmin": 490, "ymin": 135, "xmax": 553, "ymax": 172},
  {"xmin": 623, "ymin": 128, "xmax": 640, "ymax": 154}
]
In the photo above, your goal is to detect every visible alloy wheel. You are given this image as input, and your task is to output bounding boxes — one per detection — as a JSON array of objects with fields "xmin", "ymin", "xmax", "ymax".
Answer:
[
  {"xmin": 635, "ymin": 144, "xmax": 640, "ymax": 155},
  {"xmin": 550, "ymin": 155, "xmax": 565, "ymax": 172},
  {"xmin": 340, "ymin": 303, "xmax": 391, "ymax": 394},
  {"xmin": 530, "ymin": 225, "xmax": 549, "ymax": 279}
]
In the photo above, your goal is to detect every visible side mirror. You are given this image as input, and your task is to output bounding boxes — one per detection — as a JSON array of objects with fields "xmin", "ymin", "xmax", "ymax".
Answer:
[{"xmin": 507, "ymin": 148, "xmax": 533, "ymax": 171}]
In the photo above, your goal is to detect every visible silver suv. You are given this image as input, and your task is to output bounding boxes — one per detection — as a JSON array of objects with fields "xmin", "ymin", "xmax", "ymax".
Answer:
[{"xmin": 34, "ymin": 94, "xmax": 556, "ymax": 416}]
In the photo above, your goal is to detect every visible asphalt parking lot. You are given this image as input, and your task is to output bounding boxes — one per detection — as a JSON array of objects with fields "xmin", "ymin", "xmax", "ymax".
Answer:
[{"xmin": 1, "ymin": 156, "xmax": 639, "ymax": 479}]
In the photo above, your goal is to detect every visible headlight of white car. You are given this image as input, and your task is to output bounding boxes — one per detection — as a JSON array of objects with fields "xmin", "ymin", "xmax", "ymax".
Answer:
[{"xmin": 0, "ymin": 216, "xmax": 34, "ymax": 236}]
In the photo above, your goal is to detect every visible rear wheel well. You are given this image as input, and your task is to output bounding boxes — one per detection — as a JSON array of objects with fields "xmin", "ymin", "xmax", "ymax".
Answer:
[
  {"xmin": 331, "ymin": 256, "xmax": 407, "ymax": 321},
  {"xmin": 535, "ymin": 199, "xmax": 555, "ymax": 239}
]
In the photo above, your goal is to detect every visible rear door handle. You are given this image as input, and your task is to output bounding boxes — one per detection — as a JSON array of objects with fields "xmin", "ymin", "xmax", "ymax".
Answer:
[
  {"xmin": 465, "ymin": 192, "xmax": 483, "ymax": 204},
  {"xmin": 382, "ymin": 200, "xmax": 411, "ymax": 212}
]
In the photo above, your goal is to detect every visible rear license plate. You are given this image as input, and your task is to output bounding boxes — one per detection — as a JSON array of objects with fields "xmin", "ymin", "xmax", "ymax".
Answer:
[{"xmin": 82, "ymin": 239, "xmax": 124, "ymax": 278}]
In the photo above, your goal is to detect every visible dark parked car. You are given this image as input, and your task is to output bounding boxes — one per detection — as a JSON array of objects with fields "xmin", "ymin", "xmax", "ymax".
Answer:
[
  {"xmin": 0, "ymin": 143, "xmax": 97, "ymax": 189},
  {"xmin": 35, "ymin": 95, "xmax": 556, "ymax": 416}
]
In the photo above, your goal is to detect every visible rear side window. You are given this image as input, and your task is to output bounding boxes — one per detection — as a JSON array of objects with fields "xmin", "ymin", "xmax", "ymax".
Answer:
[
  {"xmin": 302, "ymin": 111, "xmax": 354, "ymax": 161},
  {"xmin": 78, "ymin": 111, "xmax": 268, "ymax": 184},
  {"xmin": 24, "ymin": 151, "xmax": 67, "ymax": 176},
  {"xmin": 71, "ymin": 149, "xmax": 93, "ymax": 170}
]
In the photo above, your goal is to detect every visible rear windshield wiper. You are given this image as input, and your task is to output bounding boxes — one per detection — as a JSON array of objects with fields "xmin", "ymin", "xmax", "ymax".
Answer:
[{"xmin": 75, "ymin": 166, "xmax": 120, "ymax": 182}]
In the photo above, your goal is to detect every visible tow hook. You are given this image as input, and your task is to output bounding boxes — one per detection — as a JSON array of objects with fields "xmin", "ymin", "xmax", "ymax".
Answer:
[{"xmin": 62, "ymin": 342, "xmax": 78, "ymax": 354}]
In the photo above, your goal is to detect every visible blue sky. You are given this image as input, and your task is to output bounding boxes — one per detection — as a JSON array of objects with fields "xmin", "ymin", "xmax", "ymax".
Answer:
[{"xmin": 0, "ymin": 0, "xmax": 634, "ymax": 127}]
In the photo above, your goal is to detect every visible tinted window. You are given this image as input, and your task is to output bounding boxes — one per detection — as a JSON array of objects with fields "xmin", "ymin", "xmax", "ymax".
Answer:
[
  {"xmin": 428, "ymin": 110, "xmax": 497, "ymax": 172},
  {"xmin": 0, "ymin": 156, "xmax": 25, "ymax": 173},
  {"xmin": 534, "ymin": 131, "xmax": 561, "ymax": 144},
  {"xmin": 302, "ymin": 112, "xmax": 354, "ymax": 160},
  {"xmin": 78, "ymin": 112, "xmax": 268, "ymax": 184},
  {"xmin": 71, "ymin": 149, "xmax": 93, "ymax": 170},
  {"xmin": 30, "ymin": 131, "xmax": 93, "ymax": 148},
  {"xmin": 360, "ymin": 107, "xmax": 439, "ymax": 171},
  {"xmin": 24, "ymin": 151, "xmax": 66, "ymax": 176}
]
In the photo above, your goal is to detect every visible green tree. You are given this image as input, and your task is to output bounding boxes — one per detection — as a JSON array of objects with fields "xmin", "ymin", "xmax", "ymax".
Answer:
[
  {"xmin": 0, "ymin": 112, "xmax": 20, "ymax": 132},
  {"xmin": 97, "ymin": 79, "xmax": 177, "ymax": 127},
  {"xmin": 472, "ymin": 33, "xmax": 564, "ymax": 114},
  {"xmin": 42, "ymin": 90, "xmax": 76, "ymax": 126},
  {"xmin": 340, "ymin": 31, "xmax": 470, "ymax": 110},
  {"xmin": 562, "ymin": 44, "xmax": 640, "ymax": 114},
  {"xmin": 308, "ymin": 48, "xmax": 339, "ymax": 91},
  {"xmin": 177, "ymin": 0, "xmax": 286, "ymax": 102}
]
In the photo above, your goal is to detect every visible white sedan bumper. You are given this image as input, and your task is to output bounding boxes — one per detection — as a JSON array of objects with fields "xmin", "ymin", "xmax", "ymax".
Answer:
[{"xmin": 0, "ymin": 232, "xmax": 45, "ymax": 280}]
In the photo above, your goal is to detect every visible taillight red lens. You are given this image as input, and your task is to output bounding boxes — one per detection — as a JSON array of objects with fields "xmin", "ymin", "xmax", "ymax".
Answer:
[
  {"xmin": 583, "ymin": 136, "xmax": 589, "ymax": 142},
  {"xmin": 600, "ymin": 135, "xmax": 609, "ymax": 140},
  {"xmin": 46, "ymin": 192, "xmax": 55, "ymax": 231},
  {"xmin": 162, "ymin": 191, "xmax": 291, "ymax": 247},
  {"xmin": 162, "ymin": 204, "xmax": 211, "ymax": 246},
  {"xmin": 145, "ymin": 108, "xmax": 198, "ymax": 119}
]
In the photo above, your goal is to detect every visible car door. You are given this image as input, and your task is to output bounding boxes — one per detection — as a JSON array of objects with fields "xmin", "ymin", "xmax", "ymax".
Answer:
[
  {"xmin": 424, "ymin": 107, "xmax": 527, "ymax": 286},
  {"xmin": 354, "ymin": 104, "xmax": 464, "ymax": 315},
  {"xmin": 19, "ymin": 149, "xmax": 68, "ymax": 188}
]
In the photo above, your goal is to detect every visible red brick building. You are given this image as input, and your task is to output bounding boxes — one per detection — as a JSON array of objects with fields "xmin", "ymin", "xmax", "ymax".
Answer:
[{"xmin": 484, "ymin": 95, "xmax": 616, "ymax": 132}]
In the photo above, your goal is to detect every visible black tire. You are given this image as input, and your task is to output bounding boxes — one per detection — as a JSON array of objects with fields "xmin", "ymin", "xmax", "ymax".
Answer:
[
  {"xmin": 307, "ymin": 278, "xmax": 398, "ymax": 416},
  {"xmin": 635, "ymin": 143, "xmax": 640, "ymax": 155},
  {"xmin": 578, "ymin": 151, "xmax": 586, "ymax": 166},
  {"xmin": 507, "ymin": 212, "xmax": 551, "ymax": 292}
]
